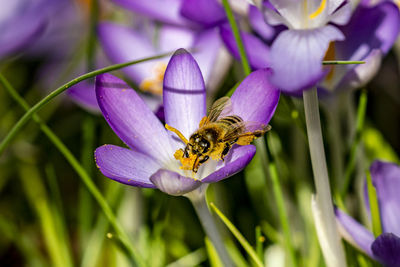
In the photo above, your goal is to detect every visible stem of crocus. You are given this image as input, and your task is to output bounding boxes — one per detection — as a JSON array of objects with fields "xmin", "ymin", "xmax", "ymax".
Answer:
[
  {"xmin": 0, "ymin": 74, "xmax": 145, "ymax": 267},
  {"xmin": 0, "ymin": 51, "xmax": 175, "ymax": 156},
  {"xmin": 187, "ymin": 189, "xmax": 234, "ymax": 267},
  {"xmin": 303, "ymin": 88, "xmax": 347, "ymax": 267}
]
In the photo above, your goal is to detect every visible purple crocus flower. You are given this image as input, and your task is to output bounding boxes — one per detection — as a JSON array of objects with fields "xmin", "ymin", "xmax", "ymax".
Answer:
[
  {"xmin": 261, "ymin": 0, "xmax": 352, "ymax": 93},
  {"xmin": 222, "ymin": 1, "xmax": 400, "ymax": 94},
  {"xmin": 335, "ymin": 161, "xmax": 400, "ymax": 267},
  {"xmin": 94, "ymin": 49, "xmax": 279, "ymax": 196}
]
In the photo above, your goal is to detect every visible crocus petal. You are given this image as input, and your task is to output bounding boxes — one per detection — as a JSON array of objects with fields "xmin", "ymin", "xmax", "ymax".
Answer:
[
  {"xmin": 112, "ymin": 0, "xmax": 188, "ymax": 26},
  {"xmin": 338, "ymin": 2, "xmax": 400, "ymax": 57},
  {"xmin": 95, "ymin": 145, "xmax": 159, "ymax": 188},
  {"xmin": 150, "ymin": 169, "xmax": 202, "ymax": 196},
  {"xmin": 96, "ymin": 74, "xmax": 174, "ymax": 162},
  {"xmin": 370, "ymin": 161, "xmax": 400, "ymax": 236},
  {"xmin": 371, "ymin": 233, "xmax": 400, "ymax": 267},
  {"xmin": 67, "ymin": 82, "xmax": 99, "ymax": 112},
  {"xmin": 98, "ymin": 22, "xmax": 158, "ymax": 84},
  {"xmin": 219, "ymin": 24, "xmax": 270, "ymax": 69},
  {"xmin": 335, "ymin": 208, "xmax": 375, "ymax": 258},
  {"xmin": 269, "ymin": 25, "xmax": 344, "ymax": 93},
  {"xmin": 202, "ymin": 145, "xmax": 256, "ymax": 183},
  {"xmin": 163, "ymin": 49, "xmax": 206, "ymax": 140},
  {"xmin": 249, "ymin": 5, "xmax": 278, "ymax": 42},
  {"xmin": 180, "ymin": 0, "xmax": 226, "ymax": 28},
  {"xmin": 328, "ymin": 1, "xmax": 352, "ymax": 26},
  {"xmin": 230, "ymin": 69, "xmax": 280, "ymax": 125},
  {"xmin": 157, "ymin": 25, "xmax": 195, "ymax": 54}
]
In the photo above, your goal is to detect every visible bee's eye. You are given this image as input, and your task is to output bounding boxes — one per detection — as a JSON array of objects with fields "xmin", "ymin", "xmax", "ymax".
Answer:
[{"xmin": 199, "ymin": 140, "xmax": 210, "ymax": 152}]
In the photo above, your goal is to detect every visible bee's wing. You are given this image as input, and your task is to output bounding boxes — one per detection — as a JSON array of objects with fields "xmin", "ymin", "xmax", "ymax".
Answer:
[
  {"xmin": 207, "ymin": 96, "xmax": 232, "ymax": 123},
  {"xmin": 222, "ymin": 121, "xmax": 271, "ymax": 144}
]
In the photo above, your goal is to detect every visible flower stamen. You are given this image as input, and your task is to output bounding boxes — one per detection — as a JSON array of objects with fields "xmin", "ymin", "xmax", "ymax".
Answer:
[{"xmin": 309, "ymin": 0, "xmax": 327, "ymax": 19}]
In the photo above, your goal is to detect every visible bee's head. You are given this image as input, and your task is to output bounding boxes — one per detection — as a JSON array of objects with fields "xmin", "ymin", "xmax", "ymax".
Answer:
[{"xmin": 185, "ymin": 133, "xmax": 210, "ymax": 157}]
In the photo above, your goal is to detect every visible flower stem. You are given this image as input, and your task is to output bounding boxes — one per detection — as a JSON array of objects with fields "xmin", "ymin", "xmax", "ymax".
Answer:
[
  {"xmin": 221, "ymin": 0, "xmax": 251, "ymax": 76},
  {"xmin": 0, "ymin": 74, "xmax": 145, "ymax": 267},
  {"xmin": 303, "ymin": 88, "xmax": 346, "ymax": 267},
  {"xmin": 188, "ymin": 193, "xmax": 234, "ymax": 267},
  {"xmin": 0, "ymin": 51, "xmax": 174, "ymax": 156}
]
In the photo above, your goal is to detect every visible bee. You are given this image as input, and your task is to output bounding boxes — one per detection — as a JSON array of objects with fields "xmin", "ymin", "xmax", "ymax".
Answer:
[{"xmin": 166, "ymin": 96, "xmax": 271, "ymax": 173}]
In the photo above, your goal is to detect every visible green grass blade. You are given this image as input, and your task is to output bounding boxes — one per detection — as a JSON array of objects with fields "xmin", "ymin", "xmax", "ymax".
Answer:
[
  {"xmin": 221, "ymin": 0, "xmax": 251, "ymax": 76},
  {"xmin": 210, "ymin": 203, "xmax": 264, "ymax": 267}
]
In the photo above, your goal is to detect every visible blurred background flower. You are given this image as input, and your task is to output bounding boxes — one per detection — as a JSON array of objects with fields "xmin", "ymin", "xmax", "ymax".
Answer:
[{"xmin": 336, "ymin": 160, "xmax": 400, "ymax": 267}]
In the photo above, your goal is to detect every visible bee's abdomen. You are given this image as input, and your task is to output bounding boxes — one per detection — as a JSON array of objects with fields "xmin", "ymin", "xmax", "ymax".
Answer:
[{"xmin": 218, "ymin": 115, "xmax": 244, "ymax": 136}]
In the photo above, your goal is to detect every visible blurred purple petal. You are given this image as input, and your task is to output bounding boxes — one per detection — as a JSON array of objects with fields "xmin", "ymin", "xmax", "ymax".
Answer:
[
  {"xmin": 191, "ymin": 28, "xmax": 226, "ymax": 88},
  {"xmin": 328, "ymin": 1, "xmax": 352, "ymax": 26},
  {"xmin": 112, "ymin": 0, "xmax": 188, "ymax": 26},
  {"xmin": 337, "ymin": 2, "xmax": 400, "ymax": 57},
  {"xmin": 248, "ymin": 5, "xmax": 277, "ymax": 42},
  {"xmin": 202, "ymin": 145, "xmax": 256, "ymax": 183},
  {"xmin": 95, "ymin": 145, "xmax": 159, "ymax": 188},
  {"xmin": 335, "ymin": 208, "xmax": 375, "ymax": 258},
  {"xmin": 98, "ymin": 22, "xmax": 159, "ymax": 84},
  {"xmin": 163, "ymin": 49, "xmax": 206, "ymax": 140},
  {"xmin": 180, "ymin": 0, "xmax": 226, "ymax": 27},
  {"xmin": 150, "ymin": 169, "xmax": 202, "ymax": 196},
  {"xmin": 67, "ymin": 82, "xmax": 99, "ymax": 112},
  {"xmin": 370, "ymin": 161, "xmax": 400, "ymax": 236},
  {"xmin": 157, "ymin": 25, "xmax": 195, "ymax": 53},
  {"xmin": 96, "ymin": 74, "xmax": 174, "ymax": 162},
  {"xmin": 371, "ymin": 233, "xmax": 400, "ymax": 267},
  {"xmin": 230, "ymin": 69, "xmax": 280, "ymax": 125},
  {"xmin": 269, "ymin": 25, "xmax": 344, "ymax": 93},
  {"xmin": 0, "ymin": 10, "xmax": 46, "ymax": 58},
  {"xmin": 220, "ymin": 24, "xmax": 270, "ymax": 70}
]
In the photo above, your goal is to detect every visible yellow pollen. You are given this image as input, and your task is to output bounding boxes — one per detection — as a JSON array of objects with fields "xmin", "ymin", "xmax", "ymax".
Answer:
[
  {"xmin": 139, "ymin": 62, "xmax": 167, "ymax": 95},
  {"xmin": 396, "ymin": 0, "xmax": 400, "ymax": 9},
  {"xmin": 309, "ymin": 0, "xmax": 327, "ymax": 19}
]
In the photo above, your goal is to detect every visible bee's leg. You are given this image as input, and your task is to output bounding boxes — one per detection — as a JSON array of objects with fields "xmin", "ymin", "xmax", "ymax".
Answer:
[
  {"xmin": 221, "ymin": 143, "xmax": 231, "ymax": 161},
  {"xmin": 236, "ymin": 133, "xmax": 257, "ymax": 145},
  {"xmin": 165, "ymin": 124, "xmax": 188, "ymax": 144},
  {"xmin": 192, "ymin": 155, "xmax": 200, "ymax": 173},
  {"xmin": 199, "ymin": 155, "xmax": 210, "ymax": 164}
]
